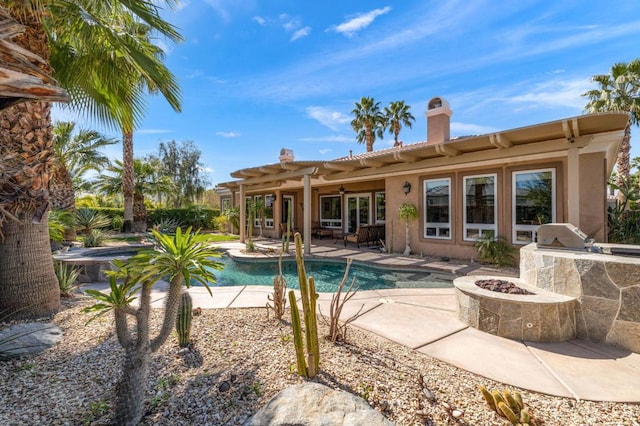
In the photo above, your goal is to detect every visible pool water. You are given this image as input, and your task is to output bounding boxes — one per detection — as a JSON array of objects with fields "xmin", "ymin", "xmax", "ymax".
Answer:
[{"xmin": 207, "ymin": 255, "xmax": 453, "ymax": 292}]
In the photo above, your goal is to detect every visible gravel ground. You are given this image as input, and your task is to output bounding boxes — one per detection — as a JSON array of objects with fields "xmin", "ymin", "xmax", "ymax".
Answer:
[{"xmin": 0, "ymin": 297, "xmax": 639, "ymax": 426}]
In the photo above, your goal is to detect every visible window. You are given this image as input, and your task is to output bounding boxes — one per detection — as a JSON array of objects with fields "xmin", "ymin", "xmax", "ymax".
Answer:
[
  {"xmin": 244, "ymin": 196, "xmax": 252, "ymax": 226},
  {"xmin": 375, "ymin": 192, "xmax": 386, "ymax": 223},
  {"xmin": 221, "ymin": 198, "xmax": 231, "ymax": 212},
  {"xmin": 424, "ymin": 178, "xmax": 451, "ymax": 239},
  {"xmin": 264, "ymin": 194, "xmax": 275, "ymax": 228},
  {"xmin": 319, "ymin": 195, "xmax": 342, "ymax": 228},
  {"xmin": 464, "ymin": 174, "xmax": 497, "ymax": 241},
  {"xmin": 513, "ymin": 169, "xmax": 555, "ymax": 244},
  {"xmin": 254, "ymin": 195, "xmax": 263, "ymax": 227}
]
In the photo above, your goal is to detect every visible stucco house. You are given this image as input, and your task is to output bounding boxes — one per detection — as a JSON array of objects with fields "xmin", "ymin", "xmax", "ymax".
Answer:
[{"xmin": 218, "ymin": 97, "xmax": 630, "ymax": 259}]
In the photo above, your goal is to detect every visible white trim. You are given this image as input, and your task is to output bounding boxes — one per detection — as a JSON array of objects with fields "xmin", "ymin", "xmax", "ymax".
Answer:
[
  {"xmin": 512, "ymin": 168, "xmax": 556, "ymax": 245},
  {"xmin": 264, "ymin": 194, "xmax": 275, "ymax": 228},
  {"xmin": 344, "ymin": 193, "xmax": 372, "ymax": 233},
  {"xmin": 375, "ymin": 191, "xmax": 386, "ymax": 224},
  {"xmin": 319, "ymin": 195, "xmax": 342, "ymax": 229},
  {"xmin": 423, "ymin": 178, "xmax": 451, "ymax": 239},
  {"xmin": 463, "ymin": 173, "xmax": 497, "ymax": 241}
]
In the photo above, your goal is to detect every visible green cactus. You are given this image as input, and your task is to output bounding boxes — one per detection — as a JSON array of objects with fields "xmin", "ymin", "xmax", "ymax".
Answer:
[
  {"xmin": 498, "ymin": 401, "xmax": 519, "ymax": 425},
  {"xmin": 176, "ymin": 291, "xmax": 193, "ymax": 347},
  {"xmin": 481, "ymin": 386, "xmax": 532, "ymax": 425},
  {"xmin": 287, "ymin": 233, "xmax": 320, "ymax": 378},
  {"xmin": 288, "ymin": 290, "xmax": 306, "ymax": 377}
]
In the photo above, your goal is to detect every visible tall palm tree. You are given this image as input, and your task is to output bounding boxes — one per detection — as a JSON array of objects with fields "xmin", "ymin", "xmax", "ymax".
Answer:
[
  {"xmin": 51, "ymin": 121, "xmax": 116, "ymax": 211},
  {"xmin": 351, "ymin": 96, "xmax": 386, "ymax": 152},
  {"xmin": 384, "ymin": 101, "xmax": 415, "ymax": 147},
  {"xmin": 584, "ymin": 59, "xmax": 640, "ymax": 199},
  {"xmin": 0, "ymin": 2, "xmax": 181, "ymax": 319}
]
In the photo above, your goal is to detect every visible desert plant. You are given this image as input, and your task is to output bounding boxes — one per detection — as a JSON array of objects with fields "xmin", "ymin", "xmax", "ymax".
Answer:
[
  {"xmin": 474, "ymin": 235, "xmax": 517, "ymax": 267},
  {"xmin": 479, "ymin": 386, "xmax": 532, "ymax": 425},
  {"xmin": 75, "ymin": 208, "xmax": 111, "ymax": 235},
  {"xmin": 288, "ymin": 233, "xmax": 320, "ymax": 378},
  {"xmin": 82, "ymin": 229, "xmax": 108, "ymax": 248},
  {"xmin": 176, "ymin": 291, "xmax": 193, "ymax": 347},
  {"xmin": 398, "ymin": 202, "xmax": 418, "ymax": 256},
  {"xmin": 319, "ymin": 258, "xmax": 364, "ymax": 342},
  {"xmin": 111, "ymin": 215, "xmax": 125, "ymax": 232},
  {"xmin": 83, "ymin": 227, "xmax": 224, "ymax": 425},
  {"xmin": 153, "ymin": 217, "xmax": 182, "ymax": 234},
  {"xmin": 54, "ymin": 261, "xmax": 80, "ymax": 298},
  {"xmin": 48, "ymin": 210, "xmax": 75, "ymax": 244},
  {"xmin": 266, "ymin": 251, "xmax": 287, "ymax": 320},
  {"xmin": 214, "ymin": 215, "xmax": 230, "ymax": 233}
]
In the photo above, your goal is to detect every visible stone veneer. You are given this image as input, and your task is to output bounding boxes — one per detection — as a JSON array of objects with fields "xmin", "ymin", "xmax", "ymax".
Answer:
[
  {"xmin": 520, "ymin": 243, "xmax": 640, "ymax": 353},
  {"xmin": 454, "ymin": 276, "xmax": 576, "ymax": 342}
]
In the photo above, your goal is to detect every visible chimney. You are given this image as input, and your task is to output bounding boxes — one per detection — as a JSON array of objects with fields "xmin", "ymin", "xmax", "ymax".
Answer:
[
  {"xmin": 425, "ymin": 97, "xmax": 452, "ymax": 145},
  {"xmin": 279, "ymin": 148, "xmax": 294, "ymax": 163}
]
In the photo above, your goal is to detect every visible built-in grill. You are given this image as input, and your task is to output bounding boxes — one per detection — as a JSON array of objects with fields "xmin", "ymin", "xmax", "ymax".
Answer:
[{"xmin": 536, "ymin": 223, "xmax": 594, "ymax": 251}]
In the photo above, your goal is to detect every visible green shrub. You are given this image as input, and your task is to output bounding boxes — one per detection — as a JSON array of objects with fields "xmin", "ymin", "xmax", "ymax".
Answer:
[
  {"xmin": 474, "ymin": 235, "xmax": 517, "ymax": 267},
  {"xmin": 54, "ymin": 261, "xmax": 80, "ymax": 298},
  {"xmin": 75, "ymin": 208, "xmax": 111, "ymax": 235},
  {"xmin": 83, "ymin": 229, "xmax": 108, "ymax": 247},
  {"xmin": 147, "ymin": 207, "xmax": 220, "ymax": 230},
  {"xmin": 111, "ymin": 215, "xmax": 125, "ymax": 232}
]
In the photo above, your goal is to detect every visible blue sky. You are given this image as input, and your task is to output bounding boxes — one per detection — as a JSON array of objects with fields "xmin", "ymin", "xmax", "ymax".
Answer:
[{"xmin": 53, "ymin": 0, "xmax": 640, "ymax": 187}]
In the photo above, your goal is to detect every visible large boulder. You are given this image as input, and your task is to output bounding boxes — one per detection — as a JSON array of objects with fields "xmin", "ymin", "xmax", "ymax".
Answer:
[
  {"xmin": 244, "ymin": 382, "xmax": 394, "ymax": 426},
  {"xmin": 0, "ymin": 323, "xmax": 63, "ymax": 358}
]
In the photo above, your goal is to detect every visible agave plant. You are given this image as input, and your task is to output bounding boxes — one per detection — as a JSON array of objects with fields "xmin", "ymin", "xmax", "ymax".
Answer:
[
  {"xmin": 54, "ymin": 261, "xmax": 80, "ymax": 298},
  {"xmin": 75, "ymin": 208, "xmax": 111, "ymax": 235}
]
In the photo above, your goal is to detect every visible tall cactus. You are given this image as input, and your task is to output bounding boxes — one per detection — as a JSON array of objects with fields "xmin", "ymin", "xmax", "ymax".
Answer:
[
  {"xmin": 176, "ymin": 291, "xmax": 193, "ymax": 347},
  {"xmin": 288, "ymin": 232, "xmax": 320, "ymax": 378}
]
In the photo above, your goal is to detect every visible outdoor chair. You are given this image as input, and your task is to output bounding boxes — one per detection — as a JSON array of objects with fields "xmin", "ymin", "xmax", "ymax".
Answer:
[{"xmin": 344, "ymin": 226, "xmax": 370, "ymax": 248}]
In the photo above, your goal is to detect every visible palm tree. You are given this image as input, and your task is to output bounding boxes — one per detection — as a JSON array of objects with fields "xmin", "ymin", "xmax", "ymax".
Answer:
[
  {"xmin": 384, "ymin": 101, "xmax": 415, "ymax": 147},
  {"xmin": 51, "ymin": 121, "xmax": 116, "ymax": 212},
  {"xmin": 84, "ymin": 227, "xmax": 224, "ymax": 424},
  {"xmin": 351, "ymin": 97, "xmax": 386, "ymax": 152},
  {"xmin": 583, "ymin": 59, "xmax": 640, "ymax": 200},
  {"xmin": 94, "ymin": 159, "xmax": 175, "ymax": 232},
  {"xmin": 0, "ymin": 2, "xmax": 181, "ymax": 319}
]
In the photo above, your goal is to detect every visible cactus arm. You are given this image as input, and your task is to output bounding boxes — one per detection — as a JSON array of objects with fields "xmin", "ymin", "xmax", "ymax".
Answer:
[
  {"xmin": 307, "ymin": 277, "xmax": 319, "ymax": 374},
  {"xmin": 497, "ymin": 402, "xmax": 519, "ymax": 425},
  {"xmin": 289, "ymin": 290, "xmax": 307, "ymax": 377},
  {"xmin": 479, "ymin": 386, "xmax": 496, "ymax": 411},
  {"xmin": 176, "ymin": 292, "xmax": 193, "ymax": 347}
]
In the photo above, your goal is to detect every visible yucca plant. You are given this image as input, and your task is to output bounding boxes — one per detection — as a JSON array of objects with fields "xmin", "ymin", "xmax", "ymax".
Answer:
[
  {"xmin": 75, "ymin": 208, "xmax": 111, "ymax": 235},
  {"xmin": 82, "ymin": 229, "xmax": 108, "ymax": 248},
  {"xmin": 54, "ymin": 261, "xmax": 80, "ymax": 298}
]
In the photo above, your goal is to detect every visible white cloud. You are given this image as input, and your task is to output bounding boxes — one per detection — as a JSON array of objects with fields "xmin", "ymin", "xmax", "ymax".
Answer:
[
  {"xmin": 291, "ymin": 26, "xmax": 311, "ymax": 42},
  {"xmin": 450, "ymin": 122, "xmax": 497, "ymax": 136},
  {"xmin": 280, "ymin": 14, "xmax": 300, "ymax": 32},
  {"xmin": 328, "ymin": 6, "xmax": 392, "ymax": 37},
  {"xmin": 305, "ymin": 106, "xmax": 350, "ymax": 131},
  {"xmin": 137, "ymin": 129, "xmax": 172, "ymax": 135},
  {"xmin": 252, "ymin": 16, "xmax": 266, "ymax": 26},
  {"xmin": 216, "ymin": 131, "xmax": 241, "ymax": 138},
  {"xmin": 506, "ymin": 77, "xmax": 591, "ymax": 110},
  {"xmin": 298, "ymin": 135, "xmax": 353, "ymax": 143},
  {"xmin": 318, "ymin": 148, "xmax": 332, "ymax": 154},
  {"xmin": 175, "ymin": 0, "xmax": 190, "ymax": 11}
]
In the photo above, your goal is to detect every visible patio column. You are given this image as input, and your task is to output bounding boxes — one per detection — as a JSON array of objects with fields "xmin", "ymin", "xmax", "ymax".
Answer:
[
  {"xmin": 567, "ymin": 147, "xmax": 580, "ymax": 227},
  {"xmin": 239, "ymin": 183, "xmax": 246, "ymax": 243},
  {"xmin": 303, "ymin": 173, "xmax": 311, "ymax": 255}
]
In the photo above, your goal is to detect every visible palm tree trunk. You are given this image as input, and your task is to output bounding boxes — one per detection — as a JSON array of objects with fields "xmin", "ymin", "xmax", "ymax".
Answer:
[
  {"xmin": 114, "ymin": 346, "xmax": 150, "ymax": 425},
  {"xmin": 403, "ymin": 222, "xmax": 411, "ymax": 256},
  {"xmin": 0, "ymin": 10, "xmax": 59, "ymax": 319},
  {"xmin": 133, "ymin": 190, "xmax": 147, "ymax": 232},
  {"xmin": 616, "ymin": 125, "xmax": 631, "ymax": 203},
  {"xmin": 0, "ymin": 212, "xmax": 60, "ymax": 319},
  {"xmin": 122, "ymin": 131, "xmax": 134, "ymax": 232}
]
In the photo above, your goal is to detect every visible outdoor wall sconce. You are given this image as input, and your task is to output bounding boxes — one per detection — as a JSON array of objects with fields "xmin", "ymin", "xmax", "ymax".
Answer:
[
  {"xmin": 338, "ymin": 185, "xmax": 346, "ymax": 195},
  {"xmin": 403, "ymin": 181, "xmax": 412, "ymax": 195}
]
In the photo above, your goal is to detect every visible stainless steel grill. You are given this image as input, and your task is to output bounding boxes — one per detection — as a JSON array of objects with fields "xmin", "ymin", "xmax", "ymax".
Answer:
[{"xmin": 536, "ymin": 223, "xmax": 594, "ymax": 250}]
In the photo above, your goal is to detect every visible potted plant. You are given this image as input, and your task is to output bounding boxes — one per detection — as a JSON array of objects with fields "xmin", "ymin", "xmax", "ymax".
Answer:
[{"xmin": 398, "ymin": 202, "xmax": 418, "ymax": 256}]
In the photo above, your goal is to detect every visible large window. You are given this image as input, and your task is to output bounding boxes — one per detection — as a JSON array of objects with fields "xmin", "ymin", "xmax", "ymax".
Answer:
[
  {"xmin": 424, "ymin": 178, "xmax": 451, "ymax": 239},
  {"xmin": 221, "ymin": 197, "xmax": 231, "ymax": 212},
  {"xmin": 253, "ymin": 195, "xmax": 263, "ymax": 227},
  {"xmin": 513, "ymin": 169, "xmax": 555, "ymax": 244},
  {"xmin": 320, "ymin": 195, "xmax": 342, "ymax": 228},
  {"xmin": 264, "ymin": 194, "xmax": 275, "ymax": 228},
  {"xmin": 464, "ymin": 174, "xmax": 497, "ymax": 241},
  {"xmin": 375, "ymin": 192, "xmax": 386, "ymax": 223}
]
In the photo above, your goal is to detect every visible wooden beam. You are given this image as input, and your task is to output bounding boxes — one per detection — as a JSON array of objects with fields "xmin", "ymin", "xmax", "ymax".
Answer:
[
  {"xmin": 435, "ymin": 143, "xmax": 459, "ymax": 157},
  {"xmin": 393, "ymin": 152, "xmax": 418, "ymax": 163},
  {"xmin": 359, "ymin": 158, "xmax": 384, "ymax": 168},
  {"xmin": 489, "ymin": 133, "xmax": 512, "ymax": 149},
  {"xmin": 323, "ymin": 162, "xmax": 357, "ymax": 172}
]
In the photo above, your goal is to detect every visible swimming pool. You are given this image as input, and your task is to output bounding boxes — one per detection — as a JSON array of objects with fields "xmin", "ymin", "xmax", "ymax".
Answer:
[{"xmin": 208, "ymin": 255, "xmax": 454, "ymax": 292}]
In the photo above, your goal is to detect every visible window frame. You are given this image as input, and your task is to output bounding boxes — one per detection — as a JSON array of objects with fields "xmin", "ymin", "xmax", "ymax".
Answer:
[
  {"xmin": 463, "ymin": 173, "xmax": 498, "ymax": 241},
  {"xmin": 512, "ymin": 168, "xmax": 556, "ymax": 245},
  {"xmin": 264, "ymin": 194, "xmax": 275, "ymax": 228},
  {"xmin": 375, "ymin": 192, "xmax": 386, "ymax": 224},
  {"xmin": 319, "ymin": 195, "xmax": 342, "ymax": 228},
  {"xmin": 423, "ymin": 177, "xmax": 452, "ymax": 239}
]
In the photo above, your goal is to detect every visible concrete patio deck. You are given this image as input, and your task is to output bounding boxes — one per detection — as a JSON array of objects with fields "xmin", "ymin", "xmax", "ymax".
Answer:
[{"xmin": 80, "ymin": 238, "xmax": 640, "ymax": 403}]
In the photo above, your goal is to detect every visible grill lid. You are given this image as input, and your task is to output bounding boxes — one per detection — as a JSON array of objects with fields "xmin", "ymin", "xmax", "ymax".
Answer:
[{"xmin": 536, "ymin": 223, "xmax": 594, "ymax": 250}]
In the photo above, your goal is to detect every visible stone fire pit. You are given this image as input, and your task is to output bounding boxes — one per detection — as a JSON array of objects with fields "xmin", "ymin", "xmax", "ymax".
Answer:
[{"xmin": 454, "ymin": 275, "xmax": 576, "ymax": 342}]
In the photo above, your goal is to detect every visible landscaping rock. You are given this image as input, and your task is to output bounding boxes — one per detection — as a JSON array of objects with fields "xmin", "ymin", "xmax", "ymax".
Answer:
[
  {"xmin": 0, "ymin": 323, "xmax": 63, "ymax": 358},
  {"xmin": 243, "ymin": 382, "xmax": 394, "ymax": 426}
]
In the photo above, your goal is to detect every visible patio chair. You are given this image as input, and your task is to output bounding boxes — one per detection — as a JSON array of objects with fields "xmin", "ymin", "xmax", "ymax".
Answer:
[{"xmin": 344, "ymin": 226, "xmax": 370, "ymax": 248}]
